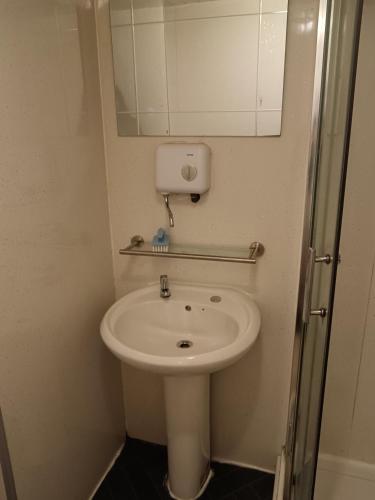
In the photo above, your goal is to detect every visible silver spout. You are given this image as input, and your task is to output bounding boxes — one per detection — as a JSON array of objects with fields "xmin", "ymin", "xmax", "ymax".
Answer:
[
  {"xmin": 160, "ymin": 274, "xmax": 171, "ymax": 298},
  {"xmin": 163, "ymin": 194, "xmax": 174, "ymax": 228}
]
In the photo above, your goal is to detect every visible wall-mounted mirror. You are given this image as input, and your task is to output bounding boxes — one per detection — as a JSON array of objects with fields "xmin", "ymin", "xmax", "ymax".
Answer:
[{"xmin": 109, "ymin": 0, "xmax": 288, "ymax": 137}]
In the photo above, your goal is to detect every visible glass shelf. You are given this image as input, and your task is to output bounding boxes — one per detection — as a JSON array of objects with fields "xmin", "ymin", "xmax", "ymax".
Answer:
[{"xmin": 119, "ymin": 235, "xmax": 265, "ymax": 265}]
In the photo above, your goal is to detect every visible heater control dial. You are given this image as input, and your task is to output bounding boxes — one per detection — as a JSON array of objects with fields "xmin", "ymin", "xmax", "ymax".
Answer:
[{"xmin": 181, "ymin": 164, "xmax": 197, "ymax": 182}]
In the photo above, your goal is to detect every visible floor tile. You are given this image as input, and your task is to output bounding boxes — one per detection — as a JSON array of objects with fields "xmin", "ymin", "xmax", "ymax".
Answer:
[
  {"xmin": 94, "ymin": 437, "xmax": 274, "ymax": 500},
  {"xmin": 251, "ymin": 475, "xmax": 275, "ymax": 500}
]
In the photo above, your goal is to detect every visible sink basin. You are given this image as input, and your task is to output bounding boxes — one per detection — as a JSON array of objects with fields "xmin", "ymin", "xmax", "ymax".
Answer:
[
  {"xmin": 100, "ymin": 282, "xmax": 261, "ymax": 500},
  {"xmin": 100, "ymin": 283, "xmax": 260, "ymax": 375}
]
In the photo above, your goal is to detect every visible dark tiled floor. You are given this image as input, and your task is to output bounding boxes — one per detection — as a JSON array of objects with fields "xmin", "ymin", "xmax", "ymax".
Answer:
[{"xmin": 94, "ymin": 437, "xmax": 274, "ymax": 500}]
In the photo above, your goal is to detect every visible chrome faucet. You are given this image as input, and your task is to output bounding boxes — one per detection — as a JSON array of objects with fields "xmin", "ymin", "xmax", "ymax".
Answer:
[
  {"xmin": 160, "ymin": 274, "xmax": 171, "ymax": 298},
  {"xmin": 163, "ymin": 194, "xmax": 175, "ymax": 228}
]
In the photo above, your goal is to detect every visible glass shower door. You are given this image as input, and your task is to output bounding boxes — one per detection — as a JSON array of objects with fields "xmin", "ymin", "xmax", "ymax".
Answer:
[{"xmin": 286, "ymin": 1, "xmax": 364, "ymax": 499}]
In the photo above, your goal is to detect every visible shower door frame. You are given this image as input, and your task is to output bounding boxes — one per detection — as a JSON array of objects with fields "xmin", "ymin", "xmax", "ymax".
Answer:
[
  {"xmin": 0, "ymin": 409, "xmax": 17, "ymax": 500},
  {"xmin": 283, "ymin": 0, "xmax": 364, "ymax": 499}
]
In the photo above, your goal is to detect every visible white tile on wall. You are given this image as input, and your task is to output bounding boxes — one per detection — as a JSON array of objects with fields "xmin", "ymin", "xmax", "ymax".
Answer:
[
  {"xmin": 55, "ymin": 0, "xmax": 78, "ymax": 31},
  {"xmin": 348, "ymin": 255, "xmax": 375, "ymax": 463},
  {"xmin": 261, "ymin": 0, "xmax": 288, "ymax": 13},
  {"xmin": 110, "ymin": 0, "xmax": 132, "ymax": 26},
  {"xmin": 0, "ymin": 466, "xmax": 6, "ymax": 500},
  {"xmin": 164, "ymin": 0, "xmax": 260, "ymax": 22},
  {"xmin": 134, "ymin": 23, "xmax": 169, "ymax": 113},
  {"xmin": 360, "ymin": 261, "xmax": 375, "ymax": 342},
  {"xmin": 257, "ymin": 111, "xmax": 282, "ymax": 135},
  {"xmin": 111, "ymin": 26, "xmax": 137, "ymax": 113},
  {"xmin": 349, "ymin": 334, "xmax": 375, "ymax": 463},
  {"xmin": 139, "ymin": 112, "xmax": 170, "ymax": 135},
  {"xmin": 169, "ymin": 112, "xmax": 256, "ymax": 136},
  {"xmin": 165, "ymin": 15, "xmax": 259, "ymax": 112},
  {"xmin": 117, "ymin": 112, "xmax": 138, "ymax": 135},
  {"xmin": 59, "ymin": 28, "xmax": 87, "ymax": 136},
  {"xmin": 122, "ymin": 364, "xmax": 167, "ymax": 444},
  {"xmin": 314, "ymin": 469, "xmax": 375, "ymax": 500},
  {"xmin": 133, "ymin": 0, "xmax": 164, "ymax": 24},
  {"xmin": 0, "ymin": 5, "xmax": 69, "ymax": 139},
  {"xmin": 258, "ymin": 13, "xmax": 287, "ymax": 111},
  {"xmin": 0, "ymin": 1, "xmax": 125, "ymax": 499}
]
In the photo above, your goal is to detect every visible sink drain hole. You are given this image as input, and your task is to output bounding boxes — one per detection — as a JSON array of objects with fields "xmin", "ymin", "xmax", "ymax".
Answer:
[{"xmin": 177, "ymin": 340, "xmax": 193, "ymax": 349}]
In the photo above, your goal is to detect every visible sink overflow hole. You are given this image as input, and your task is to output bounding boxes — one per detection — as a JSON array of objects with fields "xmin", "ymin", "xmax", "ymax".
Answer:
[
  {"xmin": 210, "ymin": 295, "xmax": 222, "ymax": 303},
  {"xmin": 185, "ymin": 305, "xmax": 192, "ymax": 311},
  {"xmin": 177, "ymin": 340, "xmax": 193, "ymax": 349}
]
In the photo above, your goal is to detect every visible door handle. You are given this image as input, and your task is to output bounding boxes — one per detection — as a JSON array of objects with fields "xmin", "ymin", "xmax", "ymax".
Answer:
[
  {"xmin": 302, "ymin": 248, "xmax": 316, "ymax": 324},
  {"xmin": 303, "ymin": 248, "xmax": 329, "ymax": 324},
  {"xmin": 315, "ymin": 254, "xmax": 332, "ymax": 264},
  {"xmin": 310, "ymin": 308, "xmax": 327, "ymax": 318}
]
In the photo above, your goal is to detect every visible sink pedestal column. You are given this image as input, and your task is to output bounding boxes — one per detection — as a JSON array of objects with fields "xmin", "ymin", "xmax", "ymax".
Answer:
[{"xmin": 164, "ymin": 374, "xmax": 211, "ymax": 500}]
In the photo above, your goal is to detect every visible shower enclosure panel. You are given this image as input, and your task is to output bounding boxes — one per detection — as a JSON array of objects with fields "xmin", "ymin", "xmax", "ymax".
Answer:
[{"xmin": 284, "ymin": 1, "xmax": 364, "ymax": 499}]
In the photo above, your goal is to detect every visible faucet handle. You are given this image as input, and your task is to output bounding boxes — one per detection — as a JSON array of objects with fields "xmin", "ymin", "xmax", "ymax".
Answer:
[{"xmin": 160, "ymin": 275, "xmax": 171, "ymax": 298}]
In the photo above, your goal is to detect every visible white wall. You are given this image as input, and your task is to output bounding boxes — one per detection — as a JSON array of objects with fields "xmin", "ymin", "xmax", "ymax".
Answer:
[
  {"xmin": 0, "ymin": 470, "xmax": 6, "ymax": 500},
  {"xmin": 0, "ymin": 1, "xmax": 125, "ymax": 498},
  {"xmin": 96, "ymin": 0, "xmax": 318, "ymax": 471},
  {"xmin": 320, "ymin": 0, "xmax": 375, "ymax": 465}
]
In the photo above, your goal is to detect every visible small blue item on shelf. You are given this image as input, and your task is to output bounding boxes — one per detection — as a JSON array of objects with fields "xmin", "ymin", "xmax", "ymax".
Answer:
[{"xmin": 152, "ymin": 228, "xmax": 169, "ymax": 252}]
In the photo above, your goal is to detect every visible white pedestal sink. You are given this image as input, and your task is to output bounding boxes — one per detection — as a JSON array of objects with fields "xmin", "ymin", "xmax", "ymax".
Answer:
[{"xmin": 100, "ymin": 283, "xmax": 261, "ymax": 500}]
